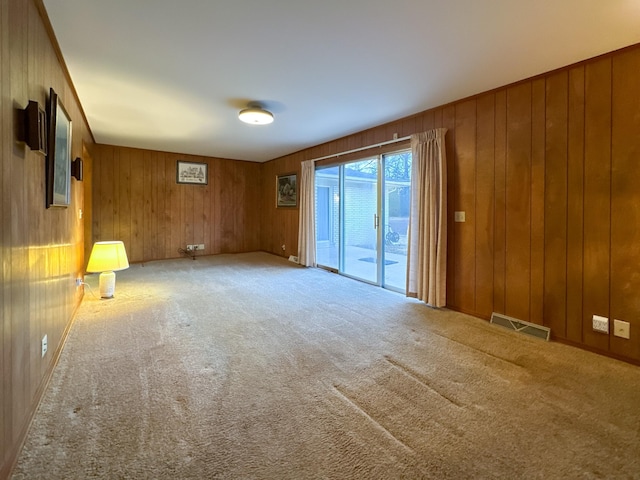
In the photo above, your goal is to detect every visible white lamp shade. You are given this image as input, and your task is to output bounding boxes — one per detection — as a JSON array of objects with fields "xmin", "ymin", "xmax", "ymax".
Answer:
[
  {"xmin": 238, "ymin": 107, "xmax": 274, "ymax": 125},
  {"xmin": 86, "ymin": 241, "xmax": 130, "ymax": 273}
]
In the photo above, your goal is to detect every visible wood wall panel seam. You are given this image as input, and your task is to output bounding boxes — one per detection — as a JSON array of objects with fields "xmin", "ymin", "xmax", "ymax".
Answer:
[
  {"xmin": 566, "ymin": 66, "xmax": 586, "ymax": 344},
  {"xmin": 582, "ymin": 58, "xmax": 611, "ymax": 352},
  {"xmin": 493, "ymin": 91, "xmax": 507, "ymax": 315},
  {"xmin": 530, "ymin": 79, "xmax": 546, "ymax": 326}
]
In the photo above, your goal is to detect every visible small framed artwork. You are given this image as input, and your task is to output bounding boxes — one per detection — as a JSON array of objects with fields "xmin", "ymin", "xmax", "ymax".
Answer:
[
  {"xmin": 46, "ymin": 88, "xmax": 72, "ymax": 208},
  {"xmin": 177, "ymin": 161, "xmax": 208, "ymax": 185},
  {"xmin": 276, "ymin": 173, "xmax": 297, "ymax": 207}
]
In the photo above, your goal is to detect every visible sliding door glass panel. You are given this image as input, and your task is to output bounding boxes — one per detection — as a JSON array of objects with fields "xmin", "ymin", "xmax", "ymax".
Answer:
[
  {"xmin": 382, "ymin": 151, "xmax": 411, "ymax": 292},
  {"xmin": 342, "ymin": 159, "xmax": 379, "ymax": 283},
  {"xmin": 315, "ymin": 166, "xmax": 339, "ymax": 269},
  {"xmin": 314, "ymin": 150, "xmax": 410, "ymax": 292}
]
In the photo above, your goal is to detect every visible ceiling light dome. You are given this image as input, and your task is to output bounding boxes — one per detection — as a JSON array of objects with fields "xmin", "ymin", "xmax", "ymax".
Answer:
[{"xmin": 239, "ymin": 105, "xmax": 274, "ymax": 125}]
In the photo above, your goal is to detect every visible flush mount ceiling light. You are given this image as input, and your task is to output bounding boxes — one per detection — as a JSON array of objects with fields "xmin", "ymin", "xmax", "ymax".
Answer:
[{"xmin": 238, "ymin": 104, "xmax": 274, "ymax": 125}]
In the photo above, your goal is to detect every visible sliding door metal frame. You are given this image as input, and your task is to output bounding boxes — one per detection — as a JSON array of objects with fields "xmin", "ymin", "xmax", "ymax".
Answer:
[
  {"xmin": 338, "ymin": 164, "xmax": 345, "ymax": 274},
  {"xmin": 314, "ymin": 149, "xmax": 409, "ymax": 293}
]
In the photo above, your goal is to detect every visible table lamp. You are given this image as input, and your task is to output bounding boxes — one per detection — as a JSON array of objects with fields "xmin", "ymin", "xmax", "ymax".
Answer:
[{"xmin": 86, "ymin": 241, "xmax": 130, "ymax": 298}]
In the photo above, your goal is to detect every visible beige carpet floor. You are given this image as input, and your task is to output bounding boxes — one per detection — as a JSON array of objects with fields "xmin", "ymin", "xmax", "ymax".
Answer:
[{"xmin": 12, "ymin": 252, "xmax": 640, "ymax": 479}]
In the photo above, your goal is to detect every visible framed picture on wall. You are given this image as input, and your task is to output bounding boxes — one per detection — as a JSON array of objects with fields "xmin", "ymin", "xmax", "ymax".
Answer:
[
  {"xmin": 46, "ymin": 88, "xmax": 72, "ymax": 208},
  {"xmin": 176, "ymin": 161, "xmax": 208, "ymax": 185},
  {"xmin": 276, "ymin": 173, "xmax": 297, "ymax": 207}
]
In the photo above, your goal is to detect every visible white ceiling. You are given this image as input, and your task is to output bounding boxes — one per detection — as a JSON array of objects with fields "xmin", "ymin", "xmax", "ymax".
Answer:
[{"xmin": 43, "ymin": 0, "xmax": 640, "ymax": 163}]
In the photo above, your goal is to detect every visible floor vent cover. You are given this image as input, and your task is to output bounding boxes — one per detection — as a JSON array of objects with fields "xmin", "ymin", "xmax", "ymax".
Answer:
[{"xmin": 490, "ymin": 312, "xmax": 550, "ymax": 341}]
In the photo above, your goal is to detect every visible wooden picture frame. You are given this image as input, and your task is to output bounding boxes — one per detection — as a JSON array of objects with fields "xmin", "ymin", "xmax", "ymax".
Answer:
[
  {"xmin": 276, "ymin": 173, "xmax": 297, "ymax": 207},
  {"xmin": 46, "ymin": 89, "xmax": 72, "ymax": 208},
  {"xmin": 176, "ymin": 161, "xmax": 208, "ymax": 185}
]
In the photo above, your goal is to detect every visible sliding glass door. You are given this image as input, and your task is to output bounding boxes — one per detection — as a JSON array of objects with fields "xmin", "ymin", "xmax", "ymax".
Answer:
[
  {"xmin": 342, "ymin": 158, "xmax": 379, "ymax": 283},
  {"xmin": 315, "ymin": 150, "xmax": 411, "ymax": 292},
  {"xmin": 315, "ymin": 166, "xmax": 339, "ymax": 270},
  {"xmin": 381, "ymin": 151, "xmax": 411, "ymax": 291}
]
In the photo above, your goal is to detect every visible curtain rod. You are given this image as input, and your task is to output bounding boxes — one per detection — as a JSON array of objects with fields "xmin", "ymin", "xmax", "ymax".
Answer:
[{"xmin": 309, "ymin": 135, "xmax": 411, "ymax": 163}]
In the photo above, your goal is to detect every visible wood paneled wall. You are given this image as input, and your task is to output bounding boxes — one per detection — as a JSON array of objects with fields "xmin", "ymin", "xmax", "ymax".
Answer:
[
  {"xmin": 260, "ymin": 155, "xmax": 302, "ymax": 258},
  {"xmin": 261, "ymin": 45, "xmax": 640, "ymax": 363},
  {"xmin": 3, "ymin": 4, "xmax": 640, "ymax": 476},
  {"xmin": 1, "ymin": 0, "xmax": 93, "ymax": 477},
  {"xmin": 91, "ymin": 145, "xmax": 261, "ymax": 263}
]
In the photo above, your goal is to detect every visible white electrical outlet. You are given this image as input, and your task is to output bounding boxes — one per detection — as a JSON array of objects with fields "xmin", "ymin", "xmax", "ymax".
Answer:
[
  {"xmin": 76, "ymin": 277, "xmax": 83, "ymax": 287},
  {"xmin": 196, "ymin": 244, "xmax": 204, "ymax": 250},
  {"xmin": 186, "ymin": 245, "xmax": 194, "ymax": 251},
  {"xmin": 613, "ymin": 319, "xmax": 630, "ymax": 339},
  {"xmin": 454, "ymin": 211, "xmax": 466, "ymax": 222},
  {"xmin": 592, "ymin": 315, "xmax": 609, "ymax": 334},
  {"xmin": 41, "ymin": 335, "xmax": 48, "ymax": 358},
  {"xmin": 281, "ymin": 244, "xmax": 286, "ymax": 251}
]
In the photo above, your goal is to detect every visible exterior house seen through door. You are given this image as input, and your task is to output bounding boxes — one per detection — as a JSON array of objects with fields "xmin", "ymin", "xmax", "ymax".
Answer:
[{"xmin": 315, "ymin": 150, "xmax": 411, "ymax": 293}]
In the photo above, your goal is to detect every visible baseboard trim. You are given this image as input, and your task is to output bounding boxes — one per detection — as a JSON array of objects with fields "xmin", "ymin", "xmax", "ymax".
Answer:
[
  {"xmin": 445, "ymin": 305, "xmax": 640, "ymax": 367},
  {"xmin": 551, "ymin": 335, "xmax": 640, "ymax": 367},
  {"xmin": 2, "ymin": 297, "xmax": 83, "ymax": 480}
]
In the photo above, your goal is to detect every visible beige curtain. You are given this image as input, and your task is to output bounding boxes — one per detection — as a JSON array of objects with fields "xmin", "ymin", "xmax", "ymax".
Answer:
[
  {"xmin": 406, "ymin": 128, "xmax": 448, "ymax": 307},
  {"xmin": 297, "ymin": 160, "xmax": 316, "ymax": 267}
]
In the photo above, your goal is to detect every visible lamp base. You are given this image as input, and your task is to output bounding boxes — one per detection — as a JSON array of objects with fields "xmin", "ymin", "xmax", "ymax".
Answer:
[{"xmin": 99, "ymin": 271, "xmax": 116, "ymax": 298}]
